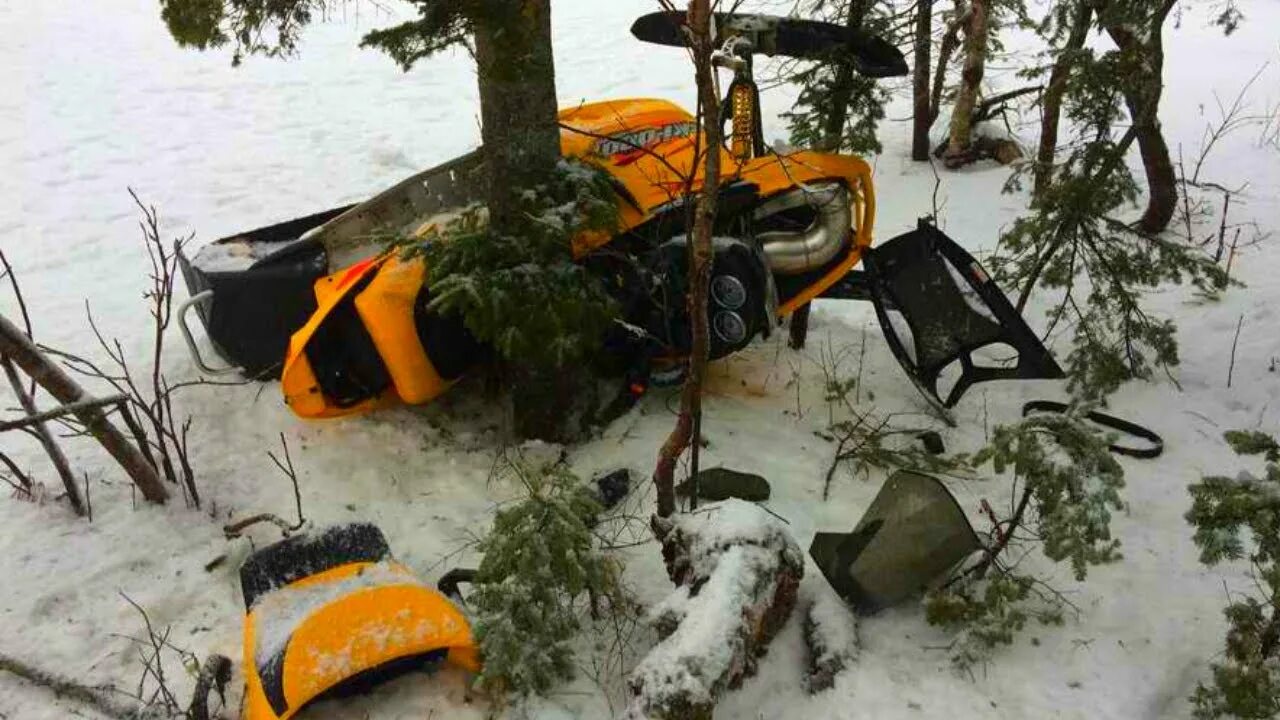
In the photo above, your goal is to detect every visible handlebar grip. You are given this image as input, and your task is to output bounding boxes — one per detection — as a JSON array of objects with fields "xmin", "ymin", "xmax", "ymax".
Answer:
[{"xmin": 437, "ymin": 568, "xmax": 478, "ymax": 603}]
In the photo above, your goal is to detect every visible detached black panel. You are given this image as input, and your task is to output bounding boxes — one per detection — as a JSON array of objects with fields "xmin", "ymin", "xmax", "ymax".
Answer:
[{"xmin": 864, "ymin": 220, "xmax": 1063, "ymax": 409}]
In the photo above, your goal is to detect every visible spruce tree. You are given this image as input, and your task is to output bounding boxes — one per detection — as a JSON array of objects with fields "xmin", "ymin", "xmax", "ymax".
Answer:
[
  {"xmin": 992, "ymin": 9, "xmax": 1229, "ymax": 399},
  {"xmin": 926, "ymin": 408, "xmax": 1124, "ymax": 670},
  {"xmin": 1186, "ymin": 431, "xmax": 1280, "ymax": 719},
  {"xmin": 469, "ymin": 460, "xmax": 629, "ymax": 698},
  {"xmin": 782, "ymin": 0, "xmax": 893, "ymax": 155}
]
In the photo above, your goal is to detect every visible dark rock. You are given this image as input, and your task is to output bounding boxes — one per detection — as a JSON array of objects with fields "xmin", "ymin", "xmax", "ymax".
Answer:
[
  {"xmin": 676, "ymin": 467, "xmax": 771, "ymax": 502},
  {"xmin": 595, "ymin": 468, "xmax": 632, "ymax": 509},
  {"xmin": 918, "ymin": 430, "xmax": 945, "ymax": 455}
]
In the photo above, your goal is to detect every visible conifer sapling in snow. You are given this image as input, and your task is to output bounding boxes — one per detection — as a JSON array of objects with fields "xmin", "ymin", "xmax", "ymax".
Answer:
[
  {"xmin": 1186, "ymin": 431, "xmax": 1280, "ymax": 719},
  {"xmin": 926, "ymin": 408, "xmax": 1124, "ymax": 670},
  {"xmin": 469, "ymin": 460, "xmax": 629, "ymax": 699}
]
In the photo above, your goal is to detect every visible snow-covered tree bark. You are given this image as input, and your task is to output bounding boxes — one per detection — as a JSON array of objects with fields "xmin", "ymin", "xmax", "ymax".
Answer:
[
  {"xmin": 1102, "ymin": 5, "xmax": 1178, "ymax": 233},
  {"xmin": 627, "ymin": 501, "xmax": 803, "ymax": 720}
]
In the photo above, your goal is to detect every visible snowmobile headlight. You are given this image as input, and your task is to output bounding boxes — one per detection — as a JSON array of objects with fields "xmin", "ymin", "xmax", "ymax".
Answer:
[
  {"xmin": 712, "ymin": 310, "xmax": 748, "ymax": 345},
  {"xmin": 711, "ymin": 274, "xmax": 748, "ymax": 310}
]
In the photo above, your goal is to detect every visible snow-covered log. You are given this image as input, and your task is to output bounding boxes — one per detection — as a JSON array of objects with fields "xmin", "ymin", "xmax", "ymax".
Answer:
[
  {"xmin": 624, "ymin": 500, "xmax": 803, "ymax": 720},
  {"xmin": 802, "ymin": 583, "xmax": 860, "ymax": 693}
]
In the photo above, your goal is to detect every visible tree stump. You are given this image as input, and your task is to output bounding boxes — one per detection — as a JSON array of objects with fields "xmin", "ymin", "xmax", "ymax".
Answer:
[{"xmin": 624, "ymin": 501, "xmax": 803, "ymax": 720}]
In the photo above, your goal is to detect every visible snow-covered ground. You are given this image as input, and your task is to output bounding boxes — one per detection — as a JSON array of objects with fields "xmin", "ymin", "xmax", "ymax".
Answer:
[{"xmin": 1, "ymin": 1, "xmax": 1278, "ymax": 718}]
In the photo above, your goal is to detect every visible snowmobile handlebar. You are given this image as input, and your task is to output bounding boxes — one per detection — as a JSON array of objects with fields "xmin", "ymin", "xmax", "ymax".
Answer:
[
  {"xmin": 438, "ymin": 567, "xmax": 477, "ymax": 605},
  {"xmin": 177, "ymin": 290, "xmax": 242, "ymax": 376}
]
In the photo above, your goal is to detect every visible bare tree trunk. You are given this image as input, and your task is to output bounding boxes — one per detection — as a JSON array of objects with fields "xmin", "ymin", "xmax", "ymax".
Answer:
[
  {"xmin": 0, "ymin": 314, "xmax": 168, "ymax": 503},
  {"xmin": 1, "ymin": 355, "xmax": 84, "ymax": 514},
  {"xmin": 819, "ymin": 0, "xmax": 872, "ymax": 151},
  {"xmin": 945, "ymin": 0, "xmax": 987, "ymax": 161},
  {"xmin": 473, "ymin": 0, "xmax": 582, "ymax": 441},
  {"xmin": 1104, "ymin": 17, "xmax": 1177, "ymax": 233},
  {"xmin": 912, "ymin": 0, "xmax": 934, "ymax": 160},
  {"xmin": 1034, "ymin": 2, "xmax": 1092, "ymax": 196},
  {"xmin": 653, "ymin": 0, "xmax": 721, "ymax": 521},
  {"xmin": 930, "ymin": 1, "xmax": 967, "ymax": 126},
  {"xmin": 472, "ymin": 0, "xmax": 562, "ymax": 236}
]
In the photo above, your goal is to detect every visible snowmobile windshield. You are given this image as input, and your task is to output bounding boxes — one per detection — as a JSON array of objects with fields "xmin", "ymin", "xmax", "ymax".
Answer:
[{"xmin": 810, "ymin": 470, "xmax": 980, "ymax": 613}]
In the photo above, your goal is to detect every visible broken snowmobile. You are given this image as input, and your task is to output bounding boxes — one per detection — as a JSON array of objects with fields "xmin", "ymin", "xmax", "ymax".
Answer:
[{"xmin": 177, "ymin": 11, "xmax": 1061, "ymax": 421}]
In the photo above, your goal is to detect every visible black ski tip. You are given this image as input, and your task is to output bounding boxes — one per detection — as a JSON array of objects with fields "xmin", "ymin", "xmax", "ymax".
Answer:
[
  {"xmin": 630, "ymin": 10, "xmax": 907, "ymax": 78},
  {"xmin": 631, "ymin": 11, "xmax": 686, "ymax": 48}
]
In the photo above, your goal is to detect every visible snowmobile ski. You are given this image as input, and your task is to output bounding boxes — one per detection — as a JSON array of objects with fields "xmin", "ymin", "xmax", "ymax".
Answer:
[{"xmin": 630, "ymin": 11, "xmax": 909, "ymax": 77}]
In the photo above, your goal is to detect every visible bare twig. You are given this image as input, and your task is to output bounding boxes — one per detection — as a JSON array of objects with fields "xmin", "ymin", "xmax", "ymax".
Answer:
[
  {"xmin": 1192, "ymin": 63, "xmax": 1270, "ymax": 184},
  {"xmin": 0, "ymin": 394, "xmax": 128, "ymax": 432},
  {"xmin": 0, "ymin": 652, "xmax": 139, "ymax": 719},
  {"xmin": 118, "ymin": 592, "xmax": 181, "ymax": 714},
  {"xmin": 0, "ymin": 250, "xmax": 37, "ymax": 398},
  {"xmin": 0, "ymin": 450, "xmax": 33, "ymax": 492},
  {"xmin": 1227, "ymin": 314, "xmax": 1244, "ymax": 388},
  {"xmin": 224, "ymin": 434, "xmax": 307, "ymax": 539},
  {"xmin": 1, "ymin": 353, "xmax": 84, "ymax": 514},
  {"xmin": 267, "ymin": 432, "xmax": 306, "ymax": 531},
  {"xmin": 0, "ymin": 313, "xmax": 167, "ymax": 504}
]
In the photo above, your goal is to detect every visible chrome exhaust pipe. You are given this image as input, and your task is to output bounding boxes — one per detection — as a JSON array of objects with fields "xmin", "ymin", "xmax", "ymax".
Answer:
[{"xmin": 753, "ymin": 182, "xmax": 852, "ymax": 275}]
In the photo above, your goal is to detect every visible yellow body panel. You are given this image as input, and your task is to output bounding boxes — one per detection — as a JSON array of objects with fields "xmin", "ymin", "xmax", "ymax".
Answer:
[
  {"xmin": 243, "ymin": 561, "xmax": 478, "ymax": 720},
  {"xmin": 280, "ymin": 255, "xmax": 394, "ymax": 418},
  {"xmin": 354, "ymin": 254, "xmax": 451, "ymax": 405}
]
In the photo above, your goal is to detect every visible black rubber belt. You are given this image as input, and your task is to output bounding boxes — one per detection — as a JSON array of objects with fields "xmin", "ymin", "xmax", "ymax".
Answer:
[{"xmin": 1022, "ymin": 401, "xmax": 1165, "ymax": 459}]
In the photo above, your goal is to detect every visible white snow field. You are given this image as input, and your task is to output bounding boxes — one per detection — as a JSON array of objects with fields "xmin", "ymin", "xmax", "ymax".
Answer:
[{"xmin": 2, "ymin": 0, "xmax": 1278, "ymax": 718}]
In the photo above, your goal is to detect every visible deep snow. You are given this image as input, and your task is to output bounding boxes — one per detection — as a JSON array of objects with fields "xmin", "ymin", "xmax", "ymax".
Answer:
[{"xmin": 2, "ymin": 1, "xmax": 1278, "ymax": 719}]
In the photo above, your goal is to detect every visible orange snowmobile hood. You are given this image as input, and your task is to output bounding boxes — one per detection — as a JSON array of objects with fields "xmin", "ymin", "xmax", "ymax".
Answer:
[
  {"xmin": 241, "ymin": 524, "xmax": 479, "ymax": 720},
  {"xmin": 558, "ymin": 98, "xmax": 875, "ymax": 262}
]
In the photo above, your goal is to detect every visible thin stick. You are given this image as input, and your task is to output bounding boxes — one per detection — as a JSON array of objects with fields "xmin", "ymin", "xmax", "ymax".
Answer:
[
  {"xmin": 0, "ymin": 250, "xmax": 36, "ymax": 398},
  {"xmin": 0, "ymin": 394, "xmax": 128, "ymax": 432},
  {"xmin": 223, "ymin": 513, "xmax": 298, "ymax": 538},
  {"xmin": 266, "ymin": 432, "xmax": 306, "ymax": 531},
  {"xmin": 1, "ymin": 355, "xmax": 84, "ymax": 514},
  {"xmin": 1228, "ymin": 314, "xmax": 1244, "ymax": 388},
  {"xmin": 0, "ymin": 449, "xmax": 32, "ymax": 491},
  {"xmin": 0, "ymin": 652, "xmax": 139, "ymax": 719},
  {"xmin": 0, "ymin": 313, "xmax": 167, "ymax": 503}
]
